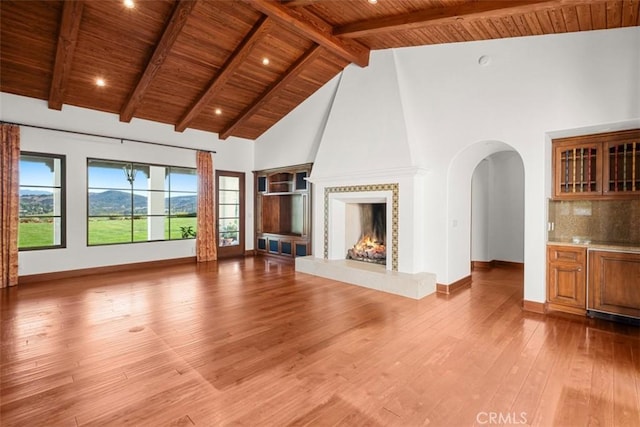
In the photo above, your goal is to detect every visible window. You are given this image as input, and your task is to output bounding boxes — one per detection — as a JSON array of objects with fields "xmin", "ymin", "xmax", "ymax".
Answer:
[
  {"xmin": 87, "ymin": 159, "xmax": 197, "ymax": 245},
  {"xmin": 18, "ymin": 152, "xmax": 66, "ymax": 250}
]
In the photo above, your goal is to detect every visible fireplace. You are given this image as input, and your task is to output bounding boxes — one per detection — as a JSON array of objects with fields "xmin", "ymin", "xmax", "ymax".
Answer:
[
  {"xmin": 295, "ymin": 170, "xmax": 436, "ymax": 300},
  {"xmin": 322, "ymin": 184, "xmax": 397, "ymax": 271},
  {"xmin": 345, "ymin": 203, "xmax": 386, "ymax": 265}
]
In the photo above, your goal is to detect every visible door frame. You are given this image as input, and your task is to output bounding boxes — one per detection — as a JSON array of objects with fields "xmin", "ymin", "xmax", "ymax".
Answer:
[{"xmin": 216, "ymin": 170, "xmax": 245, "ymax": 258}]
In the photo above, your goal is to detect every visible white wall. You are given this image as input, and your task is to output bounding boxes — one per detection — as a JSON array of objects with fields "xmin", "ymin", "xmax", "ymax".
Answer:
[
  {"xmin": 489, "ymin": 151, "xmax": 525, "ymax": 263},
  {"xmin": 254, "ymin": 74, "xmax": 341, "ymax": 171},
  {"xmin": 471, "ymin": 151, "xmax": 525, "ymax": 264},
  {"xmin": 471, "ymin": 159, "xmax": 490, "ymax": 262},
  {"xmin": 1, "ymin": 93, "xmax": 255, "ymax": 275},
  {"xmin": 258, "ymin": 26, "xmax": 640, "ymax": 303},
  {"xmin": 311, "ymin": 49, "xmax": 414, "ymax": 178}
]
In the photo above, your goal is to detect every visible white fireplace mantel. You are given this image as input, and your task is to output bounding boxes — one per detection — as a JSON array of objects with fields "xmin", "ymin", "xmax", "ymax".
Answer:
[
  {"xmin": 307, "ymin": 166, "xmax": 429, "ymax": 187},
  {"xmin": 296, "ymin": 165, "xmax": 437, "ymax": 299}
]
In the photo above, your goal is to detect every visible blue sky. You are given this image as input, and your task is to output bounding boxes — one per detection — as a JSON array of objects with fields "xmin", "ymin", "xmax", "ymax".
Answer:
[
  {"xmin": 19, "ymin": 157, "xmax": 57, "ymax": 189},
  {"xmin": 20, "ymin": 157, "xmax": 197, "ymax": 194}
]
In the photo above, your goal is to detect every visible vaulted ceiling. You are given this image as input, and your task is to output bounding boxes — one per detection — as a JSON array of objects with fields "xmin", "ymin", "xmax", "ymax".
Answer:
[{"xmin": 1, "ymin": 0, "xmax": 638, "ymax": 140}]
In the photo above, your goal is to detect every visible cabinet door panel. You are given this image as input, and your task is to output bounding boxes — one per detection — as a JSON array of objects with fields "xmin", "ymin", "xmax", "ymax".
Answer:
[
  {"xmin": 603, "ymin": 140, "xmax": 640, "ymax": 196},
  {"xmin": 553, "ymin": 142, "xmax": 602, "ymax": 199},
  {"xmin": 547, "ymin": 245, "xmax": 586, "ymax": 313},
  {"xmin": 548, "ymin": 262, "xmax": 585, "ymax": 306},
  {"xmin": 589, "ymin": 251, "xmax": 640, "ymax": 318}
]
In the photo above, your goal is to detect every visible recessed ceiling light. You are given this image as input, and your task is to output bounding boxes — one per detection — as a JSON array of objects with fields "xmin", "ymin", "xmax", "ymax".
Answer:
[
  {"xmin": 95, "ymin": 78, "xmax": 106, "ymax": 87},
  {"xmin": 214, "ymin": 108, "xmax": 222, "ymax": 115},
  {"xmin": 124, "ymin": 0, "xmax": 135, "ymax": 9},
  {"xmin": 262, "ymin": 57, "xmax": 270, "ymax": 66},
  {"xmin": 368, "ymin": 0, "xmax": 378, "ymax": 4}
]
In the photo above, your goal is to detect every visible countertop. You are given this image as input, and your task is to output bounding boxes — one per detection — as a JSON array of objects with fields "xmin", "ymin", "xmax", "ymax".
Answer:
[{"xmin": 548, "ymin": 239, "xmax": 640, "ymax": 253}]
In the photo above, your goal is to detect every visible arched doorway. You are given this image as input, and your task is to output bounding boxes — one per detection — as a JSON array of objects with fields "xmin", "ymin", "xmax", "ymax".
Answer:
[
  {"xmin": 471, "ymin": 151, "xmax": 525, "ymax": 269},
  {"xmin": 445, "ymin": 141, "xmax": 525, "ymax": 295}
]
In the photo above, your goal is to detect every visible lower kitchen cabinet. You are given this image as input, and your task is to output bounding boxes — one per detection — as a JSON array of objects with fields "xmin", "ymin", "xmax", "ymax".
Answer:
[
  {"xmin": 547, "ymin": 245, "xmax": 587, "ymax": 315},
  {"xmin": 588, "ymin": 250, "xmax": 640, "ymax": 319}
]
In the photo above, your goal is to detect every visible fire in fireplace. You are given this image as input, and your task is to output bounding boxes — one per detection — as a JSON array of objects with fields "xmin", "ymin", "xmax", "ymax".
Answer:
[{"xmin": 346, "ymin": 203, "xmax": 386, "ymax": 265}]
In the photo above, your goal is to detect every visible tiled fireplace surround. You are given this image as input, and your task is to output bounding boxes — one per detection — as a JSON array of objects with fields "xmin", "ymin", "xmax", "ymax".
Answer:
[{"xmin": 296, "ymin": 170, "xmax": 437, "ymax": 299}]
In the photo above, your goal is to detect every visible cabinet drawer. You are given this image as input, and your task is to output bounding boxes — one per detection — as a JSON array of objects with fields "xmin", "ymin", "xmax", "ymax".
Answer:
[{"xmin": 547, "ymin": 246, "xmax": 586, "ymax": 264}]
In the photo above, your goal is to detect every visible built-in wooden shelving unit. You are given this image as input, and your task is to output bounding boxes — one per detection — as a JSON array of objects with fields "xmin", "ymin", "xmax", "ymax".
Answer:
[{"xmin": 254, "ymin": 163, "xmax": 312, "ymax": 259}]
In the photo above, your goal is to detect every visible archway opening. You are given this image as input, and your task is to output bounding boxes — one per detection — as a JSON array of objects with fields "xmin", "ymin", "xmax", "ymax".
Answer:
[
  {"xmin": 471, "ymin": 151, "xmax": 525, "ymax": 270},
  {"xmin": 445, "ymin": 141, "xmax": 526, "ymax": 298}
]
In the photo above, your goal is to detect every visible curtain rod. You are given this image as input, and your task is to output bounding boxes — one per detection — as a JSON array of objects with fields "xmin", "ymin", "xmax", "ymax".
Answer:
[{"xmin": 1, "ymin": 120, "xmax": 216, "ymax": 154}]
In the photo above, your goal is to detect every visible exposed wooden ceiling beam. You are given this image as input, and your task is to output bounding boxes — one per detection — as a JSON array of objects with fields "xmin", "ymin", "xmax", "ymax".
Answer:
[
  {"xmin": 48, "ymin": 0, "xmax": 84, "ymax": 110},
  {"xmin": 175, "ymin": 16, "xmax": 272, "ymax": 133},
  {"xmin": 242, "ymin": 0, "xmax": 370, "ymax": 67},
  {"xmin": 120, "ymin": 0, "xmax": 198, "ymax": 123},
  {"xmin": 334, "ymin": 0, "xmax": 567, "ymax": 38},
  {"xmin": 219, "ymin": 45, "xmax": 323, "ymax": 140}
]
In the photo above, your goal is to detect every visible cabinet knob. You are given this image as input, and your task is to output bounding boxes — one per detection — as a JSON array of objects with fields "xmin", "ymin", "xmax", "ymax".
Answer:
[{"xmin": 577, "ymin": 268, "xmax": 582, "ymax": 272}]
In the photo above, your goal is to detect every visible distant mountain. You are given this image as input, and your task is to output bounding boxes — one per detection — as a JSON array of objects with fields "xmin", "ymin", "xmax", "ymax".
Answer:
[
  {"xmin": 168, "ymin": 195, "xmax": 197, "ymax": 215},
  {"xmin": 21, "ymin": 190, "xmax": 197, "ymax": 216},
  {"xmin": 88, "ymin": 190, "xmax": 146, "ymax": 216},
  {"xmin": 20, "ymin": 193, "xmax": 54, "ymax": 215},
  {"xmin": 20, "ymin": 189, "xmax": 52, "ymax": 196}
]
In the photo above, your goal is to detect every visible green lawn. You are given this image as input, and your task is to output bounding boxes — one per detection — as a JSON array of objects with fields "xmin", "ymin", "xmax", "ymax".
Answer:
[
  {"xmin": 18, "ymin": 220, "xmax": 57, "ymax": 248},
  {"xmin": 19, "ymin": 217, "xmax": 197, "ymax": 248}
]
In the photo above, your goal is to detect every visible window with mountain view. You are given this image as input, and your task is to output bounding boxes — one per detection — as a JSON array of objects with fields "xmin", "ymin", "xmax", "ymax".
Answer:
[
  {"xmin": 19, "ymin": 152, "xmax": 66, "ymax": 250},
  {"xmin": 87, "ymin": 159, "xmax": 197, "ymax": 245}
]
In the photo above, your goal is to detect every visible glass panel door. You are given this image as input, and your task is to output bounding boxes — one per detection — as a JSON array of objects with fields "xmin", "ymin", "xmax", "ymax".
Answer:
[{"xmin": 216, "ymin": 170, "xmax": 245, "ymax": 258}]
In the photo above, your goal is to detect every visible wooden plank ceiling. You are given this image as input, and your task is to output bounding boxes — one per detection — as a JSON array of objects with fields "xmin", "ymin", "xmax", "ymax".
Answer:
[{"xmin": 1, "ymin": 0, "xmax": 638, "ymax": 140}]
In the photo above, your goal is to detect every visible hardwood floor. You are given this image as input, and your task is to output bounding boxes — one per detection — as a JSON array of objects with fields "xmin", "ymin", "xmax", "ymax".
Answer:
[{"xmin": 1, "ymin": 257, "xmax": 639, "ymax": 426}]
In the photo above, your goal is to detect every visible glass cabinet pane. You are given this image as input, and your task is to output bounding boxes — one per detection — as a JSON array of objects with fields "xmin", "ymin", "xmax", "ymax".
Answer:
[
  {"xmin": 607, "ymin": 141, "xmax": 639, "ymax": 193},
  {"xmin": 558, "ymin": 146, "xmax": 598, "ymax": 194}
]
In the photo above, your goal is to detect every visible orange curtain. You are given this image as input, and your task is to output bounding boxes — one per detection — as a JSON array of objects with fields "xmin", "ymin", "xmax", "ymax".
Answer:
[
  {"xmin": 196, "ymin": 151, "xmax": 217, "ymax": 262},
  {"xmin": 1, "ymin": 124, "xmax": 20, "ymax": 287}
]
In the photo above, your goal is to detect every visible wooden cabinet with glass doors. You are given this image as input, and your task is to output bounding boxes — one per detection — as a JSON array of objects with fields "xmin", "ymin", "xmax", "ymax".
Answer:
[
  {"xmin": 254, "ymin": 163, "xmax": 312, "ymax": 259},
  {"xmin": 552, "ymin": 129, "xmax": 640, "ymax": 199}
]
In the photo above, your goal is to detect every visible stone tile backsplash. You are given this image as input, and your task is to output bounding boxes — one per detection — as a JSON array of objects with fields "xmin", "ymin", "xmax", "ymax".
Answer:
[{"xmin": 548, "ymin": 199, "xmax": 640, "ymax": 245}]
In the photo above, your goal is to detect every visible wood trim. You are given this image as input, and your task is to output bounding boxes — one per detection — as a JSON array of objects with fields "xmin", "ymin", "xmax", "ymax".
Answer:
[
  {"xmin": 18, "ymin": 257, "xmax": 196, "ymax": 285},
  {"xmin": 120, "ymin": 0, "xmax": 198, "ymax": 122},
  {"xmin": 546, "ymin": 301, "xmax": 587, "ymax": 317},
  {"xmin": 243, "ymin": 0, "xmax": 370, "ymax": 67},
  {"xmin": 471, "ymin": 261, "xmax": 493, "ymax": 271},
  {"xmin": 244, "ymin": 250, "xmax": 256, "ymax": 257},
  {"xmin": 471, "ymin": 260, "xmax": 524, "ymax": 271},
  {"xmin": 48, "ymin": 0, "xmax": 84, "ymax": 110},
  {"xmin": 175, "ymin": 16, "xmax": 272, "ymax": 132},
  {"xmin": 492, "ymin": 260, "xmax": 524, "ymax": 270},
  {"xmin": 522, "ymin": 299, "xmax": 546, "ymax": 314},
  {"xmin": 436, "ymin": 275, "xmax": 471, "ymax": 295},
  {"xmin": 219, "ymin": 45, "xmax": 323, "ymax": 140},
  {"xmin": 334, "ymin": 0, "xmax": 564, "ymax": 38}
]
